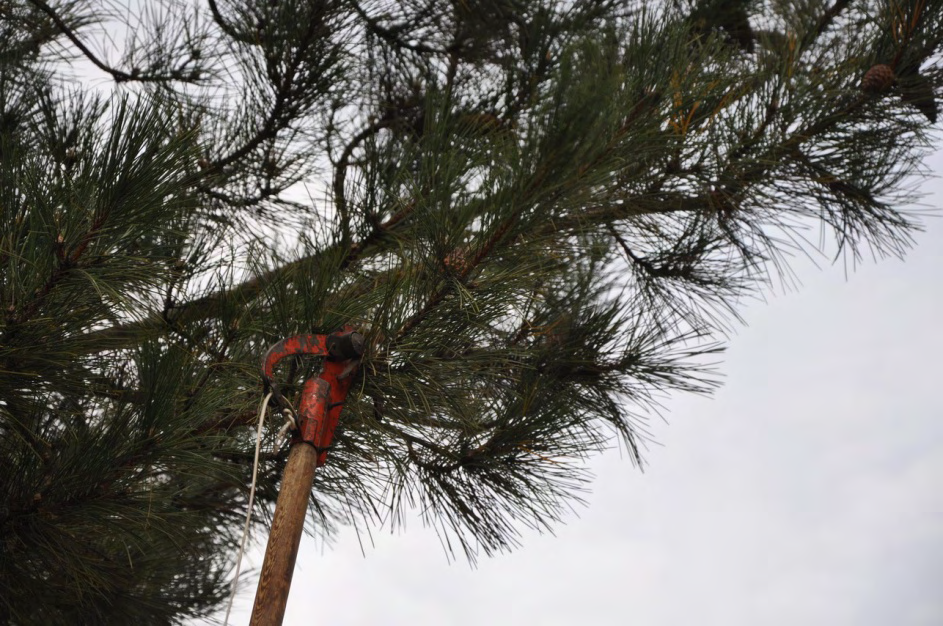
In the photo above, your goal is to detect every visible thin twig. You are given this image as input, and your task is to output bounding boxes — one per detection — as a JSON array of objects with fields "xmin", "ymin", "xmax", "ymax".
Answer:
[
  {"xmin": 206, "ymin": 0, "xmax": 255, "ymax": 45},
  {"xmin": 333, "ymin": 119, "xmax": 395, "ymax": 243},
  {"xmin": 811, "ymin": 0, "xmax": 854, "ymax": 42},
  {"xmin": 349, "ymin": 0, "xmax": 447, "ymax": 55},
  {"xmin": 27, "ymin": 0, "xmax": 198, "ymax": 84}
]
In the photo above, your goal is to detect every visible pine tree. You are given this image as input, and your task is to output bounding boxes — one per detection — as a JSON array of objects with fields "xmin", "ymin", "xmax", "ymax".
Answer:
[{"xmin": 1, "ymin": 0, "xmax": 941, "ymax": 623}]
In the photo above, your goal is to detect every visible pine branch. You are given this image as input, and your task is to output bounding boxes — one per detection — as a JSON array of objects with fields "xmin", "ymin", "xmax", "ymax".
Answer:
[
  {"xmin": 333, "ymin": 118, "xmax": 396, "ymax": 242},
  {"xmin": 80, "ymin": 177, "xmax": 714, "ymax": 358},
  {"xmin": 78, "ymin": 200, "xmax": 418, "ymax": 352},
  {"xmin": 811, "ymin": 0, "xmax": 854, "ymax": 43},
  {"xmin": 26, "ymin": 0, "xmax": 201, "ymax": 84},
  {"xmin": 206, "ymin": 0, "xmax": 256, "ymax": 45},
  {"xmin": 78, "ymin": 82, "xmax": 898, "ymax": 356},
  {"xmin": 207, "ymin": 36, "xmax": 316, "ymax": 173},
  {"xmin": 349, "ymin": 0, "xmax": 448, "ymax": 55}
]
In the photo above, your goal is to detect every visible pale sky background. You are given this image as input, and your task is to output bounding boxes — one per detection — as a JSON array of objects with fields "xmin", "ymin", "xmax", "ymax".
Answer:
[{"xmin": 219, "ymin": 157, "xmax": 943, "ymax": 624}]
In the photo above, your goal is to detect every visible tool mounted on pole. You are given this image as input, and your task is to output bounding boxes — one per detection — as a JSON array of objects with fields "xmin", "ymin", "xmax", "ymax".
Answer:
[{"xmin": 250, "ymin": 327, "xmax": 364, "ymax": 626}]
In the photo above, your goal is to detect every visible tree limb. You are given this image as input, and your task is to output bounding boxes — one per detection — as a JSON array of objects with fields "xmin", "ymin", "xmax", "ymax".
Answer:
[
  {"xmin": 333, "ymin": 119, "xmax": 395, "ymax": 244},
  {"xmin": 206, "ymin": 0, "xmax": 256, "ymax": 45},
  {"xmin": 349, "ymin": 0, "xmax": 447, "ymax": 55},
  {"xmin": 76, "ymin": 200, "xmax": 418, "ymax": 352},
  {"xmin": 26, "ymin": 0, "xmax": 200, "ymax": 84}
]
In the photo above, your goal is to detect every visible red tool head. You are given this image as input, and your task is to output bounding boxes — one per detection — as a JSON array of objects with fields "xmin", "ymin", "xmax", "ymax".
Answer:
[
  {"xmin": 261, "ymin": 328, "xmax": 364, "ymax": 465},
  {"xmin": 262, "ymin": 329, "xmax": 363, "ymax": 399}
]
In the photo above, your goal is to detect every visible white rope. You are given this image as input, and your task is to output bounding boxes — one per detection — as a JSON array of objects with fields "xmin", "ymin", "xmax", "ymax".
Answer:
[
  {"xmin": 274, "ymin": 410, "xmax": 298, "ymax": 451},
  {"xmin": 223, "ymin": 390, "xmax": 273, "ymax": 626}
]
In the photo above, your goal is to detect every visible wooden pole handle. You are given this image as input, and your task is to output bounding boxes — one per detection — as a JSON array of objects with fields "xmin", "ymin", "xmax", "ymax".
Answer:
[
  {"xmin": 251, "ymin": 374, "xmax": 331, "ymax": 625},
  {"xmin": 249, "ymin": 441, "xmax": 318, "ymax": 626}
]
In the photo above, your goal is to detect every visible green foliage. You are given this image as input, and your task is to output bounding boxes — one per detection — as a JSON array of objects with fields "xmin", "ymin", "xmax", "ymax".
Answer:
[{"xmin": 1, "ymin": 0, "xmax": 941, "ymax": 622}]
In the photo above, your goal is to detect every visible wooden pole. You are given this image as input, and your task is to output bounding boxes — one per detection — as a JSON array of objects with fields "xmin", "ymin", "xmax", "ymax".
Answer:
[
  {"xmin": 251, "ymin": 331, "xmax": 362, "ymax": 625},
  {"xmin": 249, "ymin": 441, "xmax": 319, "ymax": 626}
]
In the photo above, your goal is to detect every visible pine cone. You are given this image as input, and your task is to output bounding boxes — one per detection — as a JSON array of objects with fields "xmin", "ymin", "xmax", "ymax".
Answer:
[
  {"xmin": 444, "ymin": 248, "xmax": 470, "ymax": 275},
  {"xmin": 861, "ymin": 64, "xmax": 896, "ymax": 94}
]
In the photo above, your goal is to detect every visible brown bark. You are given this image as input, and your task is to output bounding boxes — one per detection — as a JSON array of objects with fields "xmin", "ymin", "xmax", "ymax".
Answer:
[{"xmin": 249, "ymin": 442, "xmax": 318, "ymax": 626}]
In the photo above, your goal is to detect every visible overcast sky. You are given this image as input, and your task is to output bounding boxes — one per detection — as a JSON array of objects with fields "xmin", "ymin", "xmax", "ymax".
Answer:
[{"xmin": 218, "ymin": 149, "xmax": 943, "ymax": 625}]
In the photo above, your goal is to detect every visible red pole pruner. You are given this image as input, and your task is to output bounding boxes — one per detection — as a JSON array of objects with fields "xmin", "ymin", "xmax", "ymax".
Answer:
[
  {"xmin": 250, "ymin": 327, "xmax": 364, "ymax": 626},
  {"xmin": 261, "ymin": 328, "xmax": 365, "ymax": 465}
]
